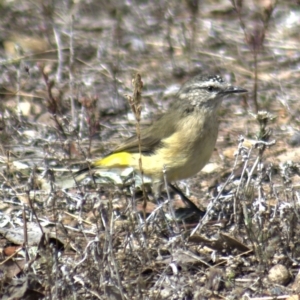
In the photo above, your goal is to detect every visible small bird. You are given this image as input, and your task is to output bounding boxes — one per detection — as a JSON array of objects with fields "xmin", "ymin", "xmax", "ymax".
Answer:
[{"xmin": 76, "ymin": 74, "xmax": 247, "ymax": 197}]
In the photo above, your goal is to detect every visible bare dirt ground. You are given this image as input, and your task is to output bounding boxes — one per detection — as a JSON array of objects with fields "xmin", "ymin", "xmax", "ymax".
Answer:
[{"xmin": 0, "ymin": 0, "xmax": 300, "ymax": 299}]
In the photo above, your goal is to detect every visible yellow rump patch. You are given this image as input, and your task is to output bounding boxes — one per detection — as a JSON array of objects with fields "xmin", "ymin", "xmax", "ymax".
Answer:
[{"xmin": 93, "ymin": 152, "xmax": 133, "ymax": 168}]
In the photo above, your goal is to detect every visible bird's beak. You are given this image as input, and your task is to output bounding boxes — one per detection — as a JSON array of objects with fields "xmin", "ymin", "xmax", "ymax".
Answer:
[{"xmin": 222, "ymin": 86, "xmax": 248, "ymax": 94}]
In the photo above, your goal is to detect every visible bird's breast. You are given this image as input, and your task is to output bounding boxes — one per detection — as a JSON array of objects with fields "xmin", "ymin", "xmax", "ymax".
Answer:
[{"xmin": 151, "ymin": 110, "xmax": 219, "ymax": 181}]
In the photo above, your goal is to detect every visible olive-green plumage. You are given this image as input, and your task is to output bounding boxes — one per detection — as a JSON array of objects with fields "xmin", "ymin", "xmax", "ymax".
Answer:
[{"xmin": 77, "ymin": 75, "xmax": 247, "ymax": 196}]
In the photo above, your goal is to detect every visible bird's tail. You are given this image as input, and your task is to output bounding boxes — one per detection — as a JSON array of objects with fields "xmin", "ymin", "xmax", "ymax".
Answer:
[{"xmin": 41, "ymin": 152, "xmax": 140, "ymax": 190}]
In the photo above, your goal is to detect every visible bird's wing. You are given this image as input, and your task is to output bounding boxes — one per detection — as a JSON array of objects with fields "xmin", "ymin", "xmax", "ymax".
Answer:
[{"xmin": 113, "ymin": 112, "xmax": 178, "ymax": 155}]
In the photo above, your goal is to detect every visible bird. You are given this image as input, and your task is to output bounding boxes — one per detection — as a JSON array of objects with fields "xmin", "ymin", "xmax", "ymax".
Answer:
[{"xmin": 75, "ymin": 74, "xmax": 247, "ymax": 197}]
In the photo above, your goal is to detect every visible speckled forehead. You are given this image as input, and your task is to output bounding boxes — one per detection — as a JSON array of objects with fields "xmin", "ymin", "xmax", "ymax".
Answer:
[
  {"xmin": 207, "ymin": 75, "xmax": 224, "ymax": 83},
  {"xmin": 197, "ymin": 75, "xmax": 225, "ymax": 88},
  {"xmin": 179, "ymin": 75, "xmax": 228, "ymax": 97},
  {"xmin": 195, "ymin": 75, "xmax": 226, "ymax": 88}
]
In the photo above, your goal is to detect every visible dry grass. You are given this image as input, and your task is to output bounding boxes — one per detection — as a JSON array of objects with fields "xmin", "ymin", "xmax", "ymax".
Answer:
[{"xmin": 0, "ymin": 0, "xmax": 300, "ymax": 299}]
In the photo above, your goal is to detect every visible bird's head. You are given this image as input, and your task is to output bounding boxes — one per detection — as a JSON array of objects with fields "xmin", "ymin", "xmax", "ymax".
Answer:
[{"xmin": 177, "ymin": 74, "xmax": 247, "ymax": 110}]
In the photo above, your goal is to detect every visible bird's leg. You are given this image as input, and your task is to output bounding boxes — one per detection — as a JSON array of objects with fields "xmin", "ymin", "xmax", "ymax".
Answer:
[{"xmin": 168, "ymin": 183, "xmax": 205, "ymax": 220}]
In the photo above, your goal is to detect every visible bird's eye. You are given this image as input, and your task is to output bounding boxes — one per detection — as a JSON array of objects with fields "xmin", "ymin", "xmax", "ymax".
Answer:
[{"xmin": 207, "ymin": 86, "xmax": 214, "ymax": 92}]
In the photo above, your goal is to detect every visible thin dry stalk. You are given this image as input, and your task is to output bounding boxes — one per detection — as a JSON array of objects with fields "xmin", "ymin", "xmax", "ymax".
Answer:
[
  {"xmin": 232, "ymin": 0, "xmax": 277, "ymax": 113},
  {"xmin": 125, "ymin": 73, "xmax": 148, "ymax": 209}
]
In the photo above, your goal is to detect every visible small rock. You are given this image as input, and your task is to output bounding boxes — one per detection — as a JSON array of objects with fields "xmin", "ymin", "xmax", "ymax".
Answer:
[
  {"xmin": 268, "ymin": 264, "xmax": 290, "ymax": 285},
  {"xmin": 289, "ymin": 131, "xmax": 300, "ymax": 146}
]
